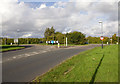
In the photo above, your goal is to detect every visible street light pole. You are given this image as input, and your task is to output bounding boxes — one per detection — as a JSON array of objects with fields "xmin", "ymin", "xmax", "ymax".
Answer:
[
  {"xmin": 64, "ymin": 35, "xmax": 65, "ymax": 46},
  {"xmin": 66, "ymin": 37, "xmax": 67, "ymax": 47},
  {"xmin": 99, "ymin": 21, "xmax": 103, "ymax": 49},
  {"xmin": 17, "ymin": 29, "xmax": 20, "ymax": 46}
]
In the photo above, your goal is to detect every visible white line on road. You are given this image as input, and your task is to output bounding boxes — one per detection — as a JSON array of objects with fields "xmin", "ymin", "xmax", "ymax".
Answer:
[
  {"xmin": 3, "ymin": 47, "xmax": 59, "ymax": 63},
  {"xmin": 13, "ymin": 57, "xmax": 16, "ymax": 59}
]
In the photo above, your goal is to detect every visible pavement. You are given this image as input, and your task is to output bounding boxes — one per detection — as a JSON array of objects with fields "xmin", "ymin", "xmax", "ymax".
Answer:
[{"xmin": 2, "ymin": 44, "xmax": 101, "ymax": 82}]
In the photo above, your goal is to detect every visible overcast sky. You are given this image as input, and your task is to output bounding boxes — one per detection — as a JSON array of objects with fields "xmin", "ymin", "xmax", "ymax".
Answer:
[{"xmin": 0, "ymin": 0, "xmax": 119, "ymax": 38}]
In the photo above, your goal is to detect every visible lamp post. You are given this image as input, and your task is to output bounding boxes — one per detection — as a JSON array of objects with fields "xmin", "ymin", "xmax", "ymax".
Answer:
[
  {"xmin": 63, "ymin": 28, "xmax": 71, "ymax": 47},
  {"xmin": 99, "ymin": 21, "xmax": 103, "ymax": 49},
  {"xmin": 64, "ymin": 32, "xmax": 67, "ymax": 47},
  {"xmin": 66, "ymin": 36, "xmax": 67, "ymax": 47},
  {"xmin": 17, "ymin": 29, "xmax": 20, "ymax": 45}
]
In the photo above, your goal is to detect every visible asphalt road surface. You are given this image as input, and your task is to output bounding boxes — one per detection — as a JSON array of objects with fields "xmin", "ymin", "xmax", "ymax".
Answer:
[{"xmin": 2, "ymin": 44, "xmax": 100, "ymax": 82}]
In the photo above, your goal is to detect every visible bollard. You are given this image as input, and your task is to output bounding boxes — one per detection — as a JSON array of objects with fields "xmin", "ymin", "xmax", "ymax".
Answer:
[
  {"xmin": 58, "ymin": 43, "xmax": 60, "ymax": 48},
  {"xmin": 10, "ymin": 43, "xmax": 13, "ymax": 45},
  {"xmin": 107, "ymin": 42, "xmax": 108, "ymax": 45}
]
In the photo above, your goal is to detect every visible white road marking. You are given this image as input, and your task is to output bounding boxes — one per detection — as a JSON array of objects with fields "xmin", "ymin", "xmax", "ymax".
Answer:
[
  {"xmin": 13, "ymin": 57, "xmax": 16, "ymax": 59},
  {"xmin": 42, "ymin": 51, "xmax": 47, "ymax": 53},
  {"xmin": 3, "ymin": 47, "xmax": 58, "ymax": 63},
  {"xmin": 25, "ymin": 54, "xmax": 31, "ymax": 56},
  {"xmin": 32, "ymin": 52, "xmax": 39, "ymax": 54}
]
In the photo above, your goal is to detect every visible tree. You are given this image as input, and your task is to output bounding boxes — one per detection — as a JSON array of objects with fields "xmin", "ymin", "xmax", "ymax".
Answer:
[
  {"xmin": 55, "ymin": 32, "xmax": 62, "ymax": 35},
  {"xmin": 112, "ymin": 34, "xmax": 117, "ymax": 44},
  {"xmin": 44, "ymin": 27, "xmax": 55, "ymax": 40},
  {"xmin": 103, "ymin": 37, "xmax": 109, "ymax": 44},
  {"xmin": 56, "ymin": 33, "xmax": 64, "ymax": 44},
  {"xmin": 50, "ymin": 26, "xmax": 55, "ymax": 36},
  {"xmin": 44, "ymin": 27, "xmax": 86, "ymax": 44},
  {"xmin": 68, "ymin": 31, "xmax": 86, "ymax": 44},
  {"xmin": 87, "ymin": 36, "xmax": 101, "ymax": 44},
  {"xmin": 44, "ymin": 28, "xmax": 50, "ymax": 39}
]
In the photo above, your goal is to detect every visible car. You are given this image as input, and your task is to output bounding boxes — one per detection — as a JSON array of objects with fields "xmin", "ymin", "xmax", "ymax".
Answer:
[{"xmin": 84, "ymin": 42, "xmax": 88, "ymax": 44}]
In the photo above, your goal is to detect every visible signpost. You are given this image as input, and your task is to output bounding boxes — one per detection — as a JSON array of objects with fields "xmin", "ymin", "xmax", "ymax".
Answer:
[
  {"xmin": 46, "ymin": 40, "xmax": 59, "ymax": 48},
  {"xmin": 100, "ymin": 36, "xmax": 104, "ymax": 40},
  {"xmin": 51, "ymin": 40, "xmax": 54, "ymax": 44},
  {"xmin": 56, "ymin": 41, "xmax": 58, "ymax": 43},
  {"xmin": 46, "ymin": 41, "xmax": 58, "ymax": 44},
  {"xmin": 99, "ymin": 21, "xmax": 104, "ymax": 49},
  {"xmin": 100, "ymin": 36, "xmax": 104, "ymax": 49}
]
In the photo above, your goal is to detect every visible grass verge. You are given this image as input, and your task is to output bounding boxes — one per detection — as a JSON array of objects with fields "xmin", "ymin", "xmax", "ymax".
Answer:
[
  {"xmin": 0, "ymin": 45, "xmax": 25, "ymax": 52},
  {"xmin": 33, "ymin": 45, "xmax": 118, "ymax": 82}
]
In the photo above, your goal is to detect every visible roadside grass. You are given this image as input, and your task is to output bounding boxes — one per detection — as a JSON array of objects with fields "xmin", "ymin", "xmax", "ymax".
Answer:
[
  {"xmin": 0, "ymin": 45, "xmax": 25, "ymax": 52},
  {"xmin": 33, "ymin": 45, "xmax": 118, "ymax": 82},
  {"xmin": 94, "ymin": 45, "xmax": 118, "ymax": 82}
]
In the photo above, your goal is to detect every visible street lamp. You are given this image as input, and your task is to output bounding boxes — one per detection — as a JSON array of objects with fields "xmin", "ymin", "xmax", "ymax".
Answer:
[
  {"xmin": 17, "ymin": 29, "xmax": 20, "ymax": 45},
  {"xmin": 63, "ymin": 32, "xmax": 68, "ymax": 47},
  {"xmin": 63, "ymin": 28, "xmax": 71, "ymax": 47},
  {"xmin": 99, "ymin": 21, "xmax": 103, "ymax": 49}
]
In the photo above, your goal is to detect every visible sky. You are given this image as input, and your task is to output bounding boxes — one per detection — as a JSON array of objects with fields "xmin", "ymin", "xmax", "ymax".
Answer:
[
  {"xmin": 18, "ymin": 0, "xmax": 69, "ymax": 2},
  {"xmin": 0, "ymin": 0, "xmax": 119, "ymax": 38}
]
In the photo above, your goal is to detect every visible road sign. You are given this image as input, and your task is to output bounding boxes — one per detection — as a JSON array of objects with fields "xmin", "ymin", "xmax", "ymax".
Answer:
[
  {"xmin": 51, "ymin": 40, "xmax": 54, "ymax": 44},
  {"xmin": 56, "ymin": 41, "xmax": 58, "ymax": 43},
  {"xmin": 46, "ymin": 40, "xmax": 58, "ymax": 44},
  {"xmin": 100, "ymin": 36, "xmax": 104, "ymax": 40}
]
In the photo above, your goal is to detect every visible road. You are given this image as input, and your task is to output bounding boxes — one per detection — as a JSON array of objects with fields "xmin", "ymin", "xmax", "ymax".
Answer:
[{"xmin": 2, "ymin": 44, "xmax": 100, "ymax": 82}]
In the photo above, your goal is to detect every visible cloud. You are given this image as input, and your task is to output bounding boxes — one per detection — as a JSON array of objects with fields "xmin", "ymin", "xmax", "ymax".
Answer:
[
  {"xmin": 0, "ymin": 0, "xmax": 118, "ymax": 38},
  {"xmin": 39, "ymin": 4, "xmax": 46, "ymax": 8},
  {"xmin": 21, "ymin": 33, "xmax": 32, "ymax": 38}
]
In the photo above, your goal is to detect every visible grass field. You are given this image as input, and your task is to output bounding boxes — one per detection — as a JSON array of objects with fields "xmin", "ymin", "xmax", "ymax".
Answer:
[
  {"xmin": 0, "ymin": 45, "xmax": 25, "ymax": 52},
  {"xmin": 34, "ymin": 45, "xmax": 118, "ymax": 83}
]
